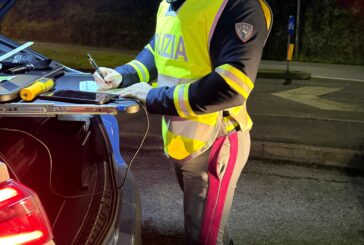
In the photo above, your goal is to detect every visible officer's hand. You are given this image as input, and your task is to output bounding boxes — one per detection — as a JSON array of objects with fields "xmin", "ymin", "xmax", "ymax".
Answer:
[
  {"xmin": 93, "ymin": 67, "xmax": 122, "ymax": 90},
  {"xmin": 118, "ymin": 82, "xmax": 152, "ymax": 104}
]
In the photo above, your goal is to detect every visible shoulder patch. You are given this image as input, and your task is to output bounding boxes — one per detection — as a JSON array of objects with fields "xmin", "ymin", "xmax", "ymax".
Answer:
[{"xmin": 235, "ymin": 23, "xmax": 254, "ymax": 43}]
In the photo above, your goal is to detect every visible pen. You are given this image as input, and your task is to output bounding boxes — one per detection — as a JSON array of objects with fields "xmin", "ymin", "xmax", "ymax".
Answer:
[{"xmin": 87, "ymin": 53, "xmax": 105, "ymax": 80}]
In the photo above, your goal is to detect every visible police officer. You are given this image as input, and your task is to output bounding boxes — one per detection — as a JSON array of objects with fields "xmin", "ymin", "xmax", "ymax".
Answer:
[{"xmin": 94, "ymin": 0, "xmax": 272, "ymax": 244}]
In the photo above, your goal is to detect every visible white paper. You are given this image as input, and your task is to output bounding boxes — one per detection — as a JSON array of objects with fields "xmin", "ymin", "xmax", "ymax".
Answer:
[
  {"xmin": 79, "ymin": 80, "xmax": 98, "ymax": 92},
  {"xmin": 79, "ymin": 80, "xmax": 124, "ymax": 95}
]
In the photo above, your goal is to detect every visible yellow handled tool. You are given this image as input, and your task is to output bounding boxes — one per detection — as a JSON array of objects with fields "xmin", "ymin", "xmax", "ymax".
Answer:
[{"xmin": 20, "ymin": 78, "xmax": 55, "ymax": 101}]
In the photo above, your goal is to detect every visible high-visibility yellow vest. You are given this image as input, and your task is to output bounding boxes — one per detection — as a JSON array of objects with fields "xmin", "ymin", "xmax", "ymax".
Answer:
[{"xmin": 154, "ymin": 0, "xmax": 262, "ymax": 161}]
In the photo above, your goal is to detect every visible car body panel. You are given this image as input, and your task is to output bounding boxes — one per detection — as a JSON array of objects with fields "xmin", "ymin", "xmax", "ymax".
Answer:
[
  {"xmin": 101, "ymin": 115, "xmax": 125, "ymax": 167},
  {"xmin": 0, "ymin": 0, "xmax": 15, "ymax": 20},
  {"xmin": 0, "ymin": 22, "xmax": 142, "ymax": 245}
]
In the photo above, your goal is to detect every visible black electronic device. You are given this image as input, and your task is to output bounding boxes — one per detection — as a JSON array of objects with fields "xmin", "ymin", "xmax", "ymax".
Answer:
[
  {"xmin": 0, "ymin": 64, "xmax": 64, "ymax": 102},
  {"xmin": 4, "ymin": 59, "xmax": 52, "ymax": 74},
  {"xmin": 39, "ymin": 90, "xmax": 117, "ymax": 105}
]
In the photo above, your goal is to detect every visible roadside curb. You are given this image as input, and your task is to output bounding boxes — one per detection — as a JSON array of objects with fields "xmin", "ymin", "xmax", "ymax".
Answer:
[
  {"xmin": 250, "ymin": 141, "xmax": 363, "ymax": 170},
  {"xmin": 119, "ymin": 132, "xmax": 364, "ymax": 171},
  {"xmin": 257, "ymin": 70, "xmax": 311, "ymax": 80}
]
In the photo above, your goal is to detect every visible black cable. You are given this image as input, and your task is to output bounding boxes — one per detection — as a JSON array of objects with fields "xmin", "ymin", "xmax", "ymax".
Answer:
[
  {"xmin": 119, "ymin": 101, "xmax": 149, "ymax": 188},
  {"xmin": 0, "ymin": 101, "xmax": 150, "ymax": 199}
]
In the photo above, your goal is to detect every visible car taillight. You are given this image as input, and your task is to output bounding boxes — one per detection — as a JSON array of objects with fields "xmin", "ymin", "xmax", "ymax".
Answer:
[{"xmin": 0, "ymin": 163, "xmax": 53, "ymax": 245}]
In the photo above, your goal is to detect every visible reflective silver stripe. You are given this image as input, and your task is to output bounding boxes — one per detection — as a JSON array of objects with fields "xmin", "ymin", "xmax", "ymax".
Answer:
[
  {"xmin": 163, "ymin": 114, "xmax": 222, "ymax": 162},
  {"xmin": 163, "ymin": 115, "xmax": 219, "ymax": 142},
  {"xmin": 177, "ymin": 84, "xmax": 188, "ymax": 116},
  {"xmin": 145, "ymin": 44, "xmax": 155, "ymax": 56},
  {"xmin": 134, "ymin": 60, "xmax": 149, "ymax": 82},
  {"xmin": 158, "ymin": 74, "xmax": 196, "ymax": 87},
  {"xmin": 259, "ymin": 0, "xmax": 273, "ymax": 45},
  {"xmin": 128, "ymin": 60, "xmax": 149, "ymax": 82},
  {"xmin": 175, "ymin": 84, "xmax": 196, "ymax": 117},
  {"xmin": 223, "ymin": 116, "xmax": 239, "ymax": 132},
  {"xmin": 173, "ymin": 85, "xmax": 187, "ymax": 117},
  {"xmin": 208, "ymin": 0, "xmax": 229, "ymax": 50},
  {"xmin": 216, "ymin": 68, "xmax": 253, "ymax": 99}
]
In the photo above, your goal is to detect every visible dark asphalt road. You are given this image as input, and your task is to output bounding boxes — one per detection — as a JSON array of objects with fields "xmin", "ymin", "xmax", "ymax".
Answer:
[
  {"xmin": 249, "ymin": 78, "xmax": 364, "ymax": 150},
  {"xmin": 122, "ymin": 148, "xmax": 364, "ymax": 245},
  {"xmin": 116, "ymin": 76, "xmax": 364, "ymax": 244},
  {"xmin": 117, "ymin": 77, "xmax": 364, "ymax": 152}
]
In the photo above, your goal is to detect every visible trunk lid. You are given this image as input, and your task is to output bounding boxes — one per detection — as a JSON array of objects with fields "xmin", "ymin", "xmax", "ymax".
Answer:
[{"xmin": 0, "ymin": 0, "xmax": 15, "ymax": 21}]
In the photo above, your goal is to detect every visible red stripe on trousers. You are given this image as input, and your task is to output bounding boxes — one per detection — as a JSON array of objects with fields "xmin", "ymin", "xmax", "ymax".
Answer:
[{"xmin": 200, "ymin": 132, "xmax": 238, "ymax": 244}]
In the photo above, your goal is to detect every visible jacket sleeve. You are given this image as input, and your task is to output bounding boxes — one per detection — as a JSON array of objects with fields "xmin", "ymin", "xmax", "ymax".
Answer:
[
  {"xmin": 115, "ymin": 36, "xmax": 157, "ymax": 88},
  {"xmin": 146, "ymin": 0, "xmax": 272, "ymax": 116}
]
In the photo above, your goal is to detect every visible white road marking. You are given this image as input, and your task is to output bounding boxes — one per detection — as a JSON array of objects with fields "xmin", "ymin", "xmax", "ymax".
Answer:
[
  {"xmin": 313, "ymin": 76, "xmax": 364, "ymax": 83},
  {"xmin": 272, "ymin": 86, "xmax": 363, "ymax": 112},
  {"xmin": 251, "ymin": 112, "xmax": 364, "ymax": 124}
]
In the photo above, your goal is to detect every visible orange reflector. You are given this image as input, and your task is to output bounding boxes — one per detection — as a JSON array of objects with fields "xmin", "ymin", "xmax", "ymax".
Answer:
[{"xmin": 287, "ymin": 44, "xmax": 295, "ymax": 61}]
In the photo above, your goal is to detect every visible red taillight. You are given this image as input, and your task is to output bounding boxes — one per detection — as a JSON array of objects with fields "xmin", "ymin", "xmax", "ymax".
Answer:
[{"xmin": 0, "ymin": 180, "xmax": 53, "ymax": 245}]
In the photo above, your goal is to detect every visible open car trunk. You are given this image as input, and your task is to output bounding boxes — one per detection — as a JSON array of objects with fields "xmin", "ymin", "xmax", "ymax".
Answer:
[{"xmin": 0, "ymin": 115, "xmax": 119, "ymax": 244}]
